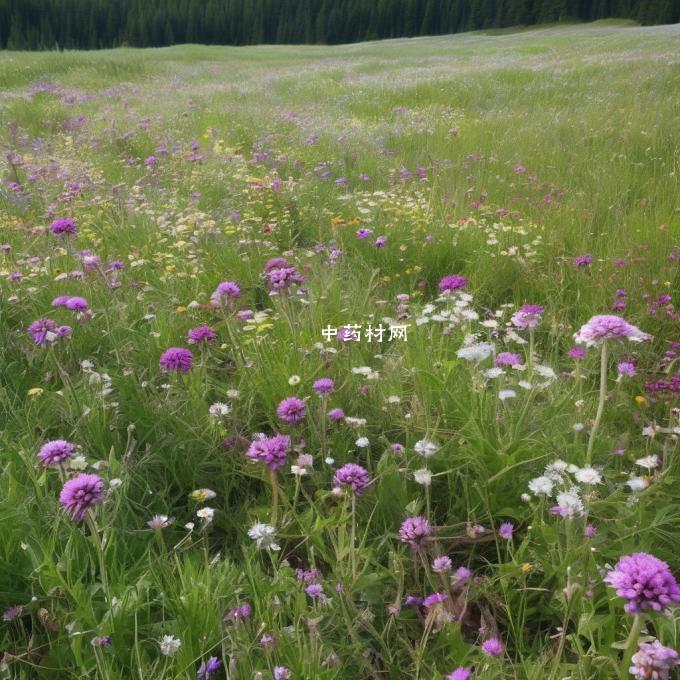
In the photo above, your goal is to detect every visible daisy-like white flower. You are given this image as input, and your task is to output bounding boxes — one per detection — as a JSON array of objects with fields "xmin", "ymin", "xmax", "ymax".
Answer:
[
  {"xmin": 574, "ymin": 467, "xmax": 602, "ymax": 485},
  {"xmin": 209, "ymin": 402, "xmax": 231, "ymax": 418},
  {"xmin": 190, "ymin": 488, "xmax": 217, "ymax": 502},
  {"xmin": 457, "ymin": 343, "xmax": 494, "ymax": 362},
  {"xmin": 414, "ymin": 439, "xmax": 439, "ymax": 458},
  {"xmin": 413, "ymin": 468, "xmax": 432, "ymax": 486},
  {"xmin": 635, "ymin": 455, "xmax": 659, "ymax": 470},
  {"xmin": 248, "ymin": 523, "xmax": 280, "ymax": 551},
  {"xmin": 528, "ymin": 476, "xmax": 554, "ymax": 496},
  {"xmin": 197, "ymin": 507, "xmax": 215, "ymax": 523}
]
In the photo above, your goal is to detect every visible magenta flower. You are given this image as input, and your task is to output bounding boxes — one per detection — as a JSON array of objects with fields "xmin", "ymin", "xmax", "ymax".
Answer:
[
  {"xmin": 274, "ymin": 667, "xmax": 291, "ymax": 680},
  {"xmin": 246, "ymin": 434, "xmax": 290, "ymax": 471},
  {"xmin": 214, "ymin": 281, "xmax": 240, "ymax": 299},
  {"xmin": 432, "ymin": 556, "xmax": 452, "ymax": 573},
  {"xmin": 312, "ymin": 378, "xmax": 335, "ymax": 395},
  {"xmin": 630, "ymin": 640, "xmax": 679, "ymax": 679},
  {"xmin": 574, "ymin": 315, "xmax": 650, "ymax": 346},
  {"xmin": 159, "ymin": 347, "xmax": 193, "ymax": 373},
  {"xmin": 399, "ymin": 516, "xmax": 432, "ymax": 547},
  {"xmin": 438, "ymin": 275, "xmax": 467, "ymax": 292},
  {"xmin": 617, "ymin": 361, "xmax": 637, "ymax": 377},
  {"xmin": 52, "ymin": 295, "xmax": 70, "ymax": 307},
  {"xmin": 604, "ymin": 552, "xmax": 680, "ymax": 613},
  {"xmin": 187, "ymin": 326, "xmax": 217, "ymax": 344},
  {"xmin": 264, "ymin": 257, "xmax": 289, "ymax": 272},
  {"xmin": 328, "ymin": 408, "xmax": 345, "ymax": 421},
  {"xmin": 511, "ymin": 304, "xmax": 544, "ymax": 330},
  {"xmin": 333, "ymin": 463, "xmax": 371, "ymax": 495},
  {"xmin": 266, "ymin": 266, "xmax": 304, "ymax": 292},
  {"xmin": 38, "ymin": 439, "xmax": 76, "ymax": 466},
  {"xmin": 65, "ymin": 296, "xmax": 89, "ymax": 311},
  {"xmin": 481, "ymin": 637, "xmax": 504, "ymax": 657},
  {"xmin": 498, "ymin": 522, "xmax": 514, "ymax": 540},
  {"xmin": 573, "ymin": 254, "xmax": 593, "ymax": 268},
  {"xmin": 50, "ymin": 218, "xmax": 77, "ymax": 236},
  {"xmin": 495, "ymin": 352, "xmax": 523, "ymax": 367},
  {"xmin": 447, "ymin": 668, "xmax": 472, "ymax": 680},
  {"xmin": 423, "ymin": 592, "xmax": 447, "ymax": 608},
  {"xmin": 28, "ymin": 318, "xmax": 70, "ymax": 345},
  {"xmin": 567, "ymin": 346, "xmax": 585, "ymax": 360},
  {"xmin": 59, "ymin": 473, "xmax": 105, "ymax": 520},
  {"xmin": 277, "ymin": 396, "xmax": 306, "ymax": 423}
]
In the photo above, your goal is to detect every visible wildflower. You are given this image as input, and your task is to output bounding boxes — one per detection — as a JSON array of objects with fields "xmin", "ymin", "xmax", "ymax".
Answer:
[
  {"xmin": 617, "ymin": 361, "xmax": 637, "ymax": 377},
  {"xmin": 355, "ymin": 436, "xmax": 370, "ymax": 448},
  {"xmin": 629, "ymin": 640, "xmax": 679, "ymax": 679},
  {"xmin": 208, "ymin": 402, "xmax": 231, "ymax": 418},
  {"xmin": 188, "ymin": 326, "xmax": 217, "ymax": 344},
  {"xmin": 574, "ymin": 315, "xmax": 650, "ymax": 346},
  {"xmin": 584, "ymin": 524, "xmax": 597, "ymax": 538},
  {"xmin": 159, "ymin": 635, "xmax": 182, "ymax": 656},
  {"xmin": 50, "ymin": 218, "xmax": 77, "ymax": 236},
  {"xmin": 65, "ymin": 296, "xmax": 89, "ymax": 311},
  {"xmin": 28, "ymin": 318, "xmax": 70, "ymax": 345},
  {"xmin": 498, "ymin": 522, "xmax": 514, "ymax": 540},
  {"xmin": 246, "ymin": 434, "xmax": 290, "ymax": 470},
  {"xmin": 211, "ymin": 281, "xmax": 240, "ymax": 305},
  {"xmin": 568, "ymin": 347, "xmax": 585, "ymax": 360},
  {"xmin": 414, "ymin": 439, "xmax": 439, "ymax": 458},
  {"xmin": 553, "ymin": 488, "xmax": 584, "ymax": 518},
  {"xmin": 248, "ymin": 523, "xmax": 280, "ymax": 551},
  {"xmin": 423, "ymin": 592, "xmax": 447, "ymax": 608},
  {"xmin": 495, "ymin": 352, "xmax": 523, "ymax": 367},
  {"xmin": 333, "ymin": 463, "xmax": 371, "ymax": 495},
  {"xmin": 574, "ymin": 467, "xmax": 602, "ymax": 485},
  {"xmin": 528, "ymin": 476, "xmax": 554, "ymax": 496},
  {"xmin": 259, "ymin": 633, "xmax": 275, "ymax": 648},
  {"xmin": 191, "ymin": 488, "xmax": 217, "ymax": 502},
  {"xmin": 288, "ymin": 374, "xmax": 301, "ymax": 386},
  {"xmin": 38, "ymin": 439, "xmax": 76, "ymax": 466},
  {"xmin": 277, "ymin": 397, "xmax": 306, "ymax": 423},
  {"xmin": 603, "ymin": 552, "xmax": 680, "ymax": 613},
  {"xmin": 305, "ymin": 583, "xmax": 329, "ymax": 602},
  {"xmin": 447, "ymin": 668, "xmax": 472, "ymax": 680},
  {"xmin": 481, "ymin": 637, "xmax": 504, "ymax": 657},
  {"xmin": 439, "ymin": 275, "xmax": 468, "ymax": 292},
  {"xmin": 328, "ymin": 408, "xmax": 345, "ymax": 421},
  {"xmin": 635, "ymin": 455, "xmax": 659, "ymax": 470},
  {"xmin": 399, "ymin": 516, "xmax": 432, "ymax": 547},
  {"xmin": 59, "ymin": 473, "xmax": 105, "ymax": 521},
  {"xmin": 159, "ymin": 347, "xmax": 193, "ymax": 373},
  {"xmin": 573, "ymin": 254, "xmax": 593, "ymax": 268},
  {"xmin": 91, "ymin": 636, "xmax": 112, "ymax": 647},
  {"xmin": 432, "ymin": 556, "xmax": 452, "ymax": 573},
  {"xmin": 197, "ymin": 656, "xmax": 223, "ymax": 679},
  {"xmin": 499, "ymin": 389, "xmax": 517, "ymax": 401},
  {"xmin": 2, "ymin": 606, "xmax": 22, "ymax": 622},
  {"xmin": 511, "ymin": 304, "xmax": 544, "ymax": 330},
  {"xmin": 226, "ymin": 603, "xmax": 251, "ymax": 621},
  {"xmin": 147, "ymin": 514, "xmax": 172, "ymax": 530},
  {"xmin": 274, "ymin": 667, "xmax": 291, "ymax": 680},
  {"xmin": 197, "ymin": 507, "xmax": 215, "ymax": 523},
  {"xmin": 266, "ymin": 265, "xmax": 304, "ymax": 292},
  {"xmin": 312, "ymin": 378, "xmax": 335, "ymax": 395},
  {"xmin": 413, "ymin": 468, "xmax": 432, "ymax": 486}
]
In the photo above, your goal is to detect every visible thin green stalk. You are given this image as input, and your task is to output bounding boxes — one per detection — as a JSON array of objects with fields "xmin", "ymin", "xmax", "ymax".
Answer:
[{"xmin": 586, "ymin": 340, "xmax": 608, "ymax": 464}]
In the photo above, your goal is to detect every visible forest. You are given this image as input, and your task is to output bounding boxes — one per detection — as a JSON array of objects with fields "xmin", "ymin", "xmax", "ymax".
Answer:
[{"xmin": 1, "ymin": 0, "xmax": 678, "ymax": 50}]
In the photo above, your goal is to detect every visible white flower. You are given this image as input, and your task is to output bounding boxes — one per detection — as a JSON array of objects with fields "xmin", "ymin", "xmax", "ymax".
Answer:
[
  {"xmin": 574, "ymin": 467, "xmax": 602, "ymax": 485},
  {"xmin": 109, "ymin": 478, "xmax": 123, "ymax": 489},
  {"xmin": 185, "ymin": 522, "xmax": 195, "ymax": 531},
  {"xmin": 528, "ymin": 476, "xmax": 554, "ymax": 496},
  {"xmin": 325, "ymin": 456, "xmax": 335, "ymax": 465},
  {"xmin": 556, "ymin": 488, "xmax": 584, "ymax": 517},
  {"xmin": 635, "ymin": 455, "xmax": 659, "ymax": 470},
  {"xmin": 413, "ymin": 468, "xmax": 432, "ymax": 486},
  {"xmin": 209, "ymin": 402, "xmax": 231, "ymax": 417},
  {"xmin": 414, "ymin": 439, "xmax": 439, "ymax": 458},
  {"xmin": 572, "ymin": 423, "xmax": 585, "ymax": 432},
  {"xmin": 196, "ymin": 507, "xmax": 215, "ymax": 523},
  {"xmin": 386, "ymin": 395, "xmax": 401, "ymax": 404},
  {"xmin": 159, "ymin": 635, "xmax": 182, "ymax": 656},
  {"xmin": 248, "ymin": 523, "xmax": 280, "ymax": 551},
  {"xmin": 498, "ymin": 389, "xmax": 516, "ymax": 401},
  {"xmin": 70, "ymin": 455, "xmax": 88, "ymax": 470},
  {"xmin": 626, "ymin": 476, "xmax": 650, "ymax": 492},
  {"xmin": 344, "ymin": 417, "xmax": 366, "ymax": 429},
  {"xmin": 641, "ymin": 425, "xmax": 656, "ymax": 438},
  {"xmin": 226, "ymin": 389, "xmax": 240, "ymax": 399},
  {"xmin": 288, "ymin": 375, "xmax": 301, "ymax": 386},
  {"xmin": 518, "ymin": 380, "xmax": 533, "ymax": 390},
  {"xmin": 534, "ymin": 365, "xmax": 556, "ymax": 380},
  {"xmin": 521, "ymin": 493, "xmax": 531, "ymax": 502},
  {"xmin": 356, "ymin": 437, "xmax": 370, "ymax": 448},
  {"xmin": 456, "ymin": 343, "xmax": 494, "ymax": 362},
  {"xmin": 483, "ymin": 367, "xmax": 504, "ymax": 379}
]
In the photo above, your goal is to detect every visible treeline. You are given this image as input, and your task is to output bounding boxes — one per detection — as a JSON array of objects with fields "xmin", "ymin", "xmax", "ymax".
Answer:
[{"xmin": 1, "ymin": 0, "xmax": 678, "ymax": 50}]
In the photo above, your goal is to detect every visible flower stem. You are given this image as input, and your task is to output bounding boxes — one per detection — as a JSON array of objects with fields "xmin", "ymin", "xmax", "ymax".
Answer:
[
  {"xmin": 270, "ymin": 469, "xmax": 279, "ymax": 526},
  {"xmin": 586, "ymin": 340, "xmax": 608, "ymax": 465},
  {"xmin": 620, "ymin": 614, "xmax": 642, "ymax": 679},
  {"xmin": 85, "ymin": 512, "xmax": 110, "ymax": 603},
  {"xmin": 350, "ymin": 493, "xmax": 357, "ymax": 582}
]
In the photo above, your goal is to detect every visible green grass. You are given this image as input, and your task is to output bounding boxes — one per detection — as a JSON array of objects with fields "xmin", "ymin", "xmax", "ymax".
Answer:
[{"xmin": 0, "ymin": 23, "xmax": 679, "ymax": 680}]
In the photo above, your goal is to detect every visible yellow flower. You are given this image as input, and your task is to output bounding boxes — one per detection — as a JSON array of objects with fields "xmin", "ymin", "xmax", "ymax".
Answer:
[
  {"xmin": 27, "ymin": 387, "xmax": 44, "ymax": 397},
  {"xmin": 521, "ymin": 563, "xmax": 532, "ymax": 573},
  {"xmin": 634, "ymin": 395, "xmax": 647, "ymax": 406},
  {"xmin": 176, "ymin": 306, "xmax": 187, "ymax": 313}
]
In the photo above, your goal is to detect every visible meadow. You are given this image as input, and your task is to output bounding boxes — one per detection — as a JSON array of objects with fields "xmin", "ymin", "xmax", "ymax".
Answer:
[{"xmin": 0, "ymin": 21, "xmax": 679, "ymax": 680}]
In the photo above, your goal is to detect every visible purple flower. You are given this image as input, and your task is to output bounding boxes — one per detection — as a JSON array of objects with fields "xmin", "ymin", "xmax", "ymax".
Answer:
[
  {"xmin": 65, "ymin": 296, "xmax": 88, "ymax": 311},
  {"xmin": 197, "ymin": 656, "xmax": 223, "ymax": 679},
  {"xmin": 38, "ymin": 439, "xmax": 76, "ymax": 466},
  {"xmin": 511, "ymin": 304, "xmax": 544, "ymax": 330},
  {"xmin": 188, "ymin": 326, "xmax": 217, "ymax": 344},
  {"xmin": 274, "ymin": 667, "xmax": 291, "ymax": 680},
  {"xmin": 438, "ymin": 275, "xmax": 467, "ymax": 293},
  {"xmin": 481, "ymin": 637, "xmax": 504, "ymax": 657},
  {"xmin": 567, "ymin": 346, "xmax": 585, "ymax": 360},
  {"xmin": 266, "ymin": 266, "xmax": 304, "ymax": 292},
  {"xmin": 333, "ymin": 463, "xmax": 371, "ymax": 495},
  {"xmin": 356, "ymin": 228, "xmax": 372, "ymax": 239},
  {"xmin": 498, "ymin": 522, "xmax": 514, "ymax": 540},
  {"xmin": 28, "ymin": 318, "xmax": 58, "ymax": 345},
  {"xmin": 454, "ymin": 566, "xmax": 471, "ymax": 583},
  {"xmin": 617, "ymin": 361, "xmax": 637, "ymax": 377},
  {"xmin": 604, "ymin": 552, "xmax": 680, "ymax": 613},
  {"xmin": 423, "ymin": 592, "xmax": 447, "ymax": 608},
  {"xmin": 432, "ymin": 556, "xmax": 452, "ymax": 573},
  {"xmin": 447, "ymin": 668, "xmax": 472, "ymax": 680},
  {"xmin": 328, "ymin": 408, "xmax": 345, "ymax": 421},
  {"xmin": 277, "ymin": 397, "xmax": 306, "ymax": 424},
  {"xmin": 583, "ymin": 524, "xmax": 597, "ymax": 538},
  {"xmin": 264, "ymin": 257, "xmax": 289, "ymax": 272},
  {"xmin": 52, "ymin": 295, "xmax": 70, "ymax": 307},
  {"xmin": 399, "ymin": 516, "xmax": 432, "ymax": 547},
  {"xmin": 246, "ymin": 434, "xmax": 290, "ymax": 471},
  {"xmin": 630, "ymin": 640, "xmax": 679, "ymax": 679},
  {"xmin": 59, "ymin": 473, "xmax": 105, "ymax": 521},
  {"xmin": 159, "ymin": 347, "xmax": 193, "ymax": 373},
  {"xmin": 50, "ymin": 218, "xmax": 77, "ymax": 236},
  {"xmin": 574, "ymin": 315, "xmax": 650, "ymax": 346},
  {"xmin": 574, "ymin": 254, "xmax": 593, "ymax": 268},
  {"xmin": 312, "ymin": 378, "xmax": 335, "ymax": 395},
  {"xmin": 91, "ymin": 635, "xmax": 112, "ymax": 647},
  {"xmin": 2, "ymin": 606, "xmax": 22, "ymax": 622},
  {"xmin": 374, "ymin": 236, "xmax": 387, "ymax": 248},
  {"xmin": 495, "ymin": 352, "xmax": 522, "ymax": 367},
  {"xmin": 211, "ymin": 281, "xmax": 240, "ymax": 305}
]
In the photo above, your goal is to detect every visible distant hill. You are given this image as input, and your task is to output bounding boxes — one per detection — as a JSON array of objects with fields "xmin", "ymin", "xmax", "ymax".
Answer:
[{"xmin": 1, "ymin": 0, "xmax": 678, "ymax": 50}]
